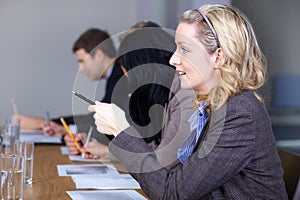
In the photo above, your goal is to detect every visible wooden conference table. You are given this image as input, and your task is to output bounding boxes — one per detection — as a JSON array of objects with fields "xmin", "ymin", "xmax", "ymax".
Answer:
[{"xmin": 22, "ymin": 144, "xmax": 148, "ymax": 200}]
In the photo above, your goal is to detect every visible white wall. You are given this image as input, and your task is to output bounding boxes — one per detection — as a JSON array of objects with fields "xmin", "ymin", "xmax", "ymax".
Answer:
[{"xmin": 0, "ymin": 0, "xmax": 137, "ymax": 124}]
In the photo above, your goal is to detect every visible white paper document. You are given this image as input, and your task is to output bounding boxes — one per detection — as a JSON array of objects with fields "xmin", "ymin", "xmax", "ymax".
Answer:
[
  {"xmin": 68, "ymin": 155, "xmax": 110, "ymax": 162},
  {"xmin": 66, "ymin": 190, "xmax": 147, "ymax": 200},
  {"xmin": 20, "ymin": 130, "xmax": 62, "ymax": 144},
  {"xmin": 60, "ymin": 146, "xmax": 72, "ymax": 155},
  {"xmin": 57, "ymin": 164, "xmax": 119, "ymax": 176},
  {"xmin": 72, "ymin": 174, "xmax": 141, "ymax": 189}
]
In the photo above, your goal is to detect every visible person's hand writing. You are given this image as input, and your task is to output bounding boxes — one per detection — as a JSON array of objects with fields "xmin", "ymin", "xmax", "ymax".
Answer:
[
  {"xmin": 64, "ymin": 133, "xmax": 85, "ymax": 155},
  {"xmin": 80, "ymin": 147, "xmax": 97, "ymax": 159},
  {"xmin": 88, "ymin": 101, "xmax": 130, "ymax": 137},
  {"xmin": 41, "ymin": 121, "xmax": 67, "ymax": 136},
  {"xmin": 83, "ymin": 141, "xmax": 109, "ymax": 159}
]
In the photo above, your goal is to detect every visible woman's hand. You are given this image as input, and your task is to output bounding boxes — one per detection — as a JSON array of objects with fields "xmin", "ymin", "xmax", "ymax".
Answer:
[{"xmin": 88, "ymin": 101, "xmax": 130, "ymax": 137}]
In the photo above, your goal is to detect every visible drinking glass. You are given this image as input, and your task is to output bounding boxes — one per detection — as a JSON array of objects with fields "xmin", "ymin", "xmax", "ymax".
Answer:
[
  {"xmin": 14, "ymin": 141, "xmax": 34, "ymax": 184},
  {"xmin": 0, "ymin": 154, "xmax": 24, "ymax": 200}
]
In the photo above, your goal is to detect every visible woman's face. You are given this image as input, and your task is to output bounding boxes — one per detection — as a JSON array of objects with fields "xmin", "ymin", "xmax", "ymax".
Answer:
[{"xmin": 169, "ymin": 22, "xmax": 220, "ymax": 94}]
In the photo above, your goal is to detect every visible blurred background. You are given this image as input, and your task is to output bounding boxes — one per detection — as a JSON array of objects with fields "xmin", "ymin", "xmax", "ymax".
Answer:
[
  {"xmin": 233, "ymin": 0, "xmax": 300, "ymax": 154},
  {"xmin": 0, "ymin": 0, "xmax": 299, "ymax": 152}
]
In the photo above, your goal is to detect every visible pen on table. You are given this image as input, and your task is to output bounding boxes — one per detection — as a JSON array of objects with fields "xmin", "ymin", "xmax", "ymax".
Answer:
[
  {"xmin": 82, "ymin": 126, "xmax": 93, "ymax": 158},
  {"xmin": 45, "ymin": 111, "xmax": 50, "ymax": 126},
  {"xmin": 11, "ymin": 99, "xmax": 18, "ymax": 115},
  {"xmin": 72, "ymin": 91, "xmax": 95, "ymax": 105},
  {"xmin": 60, "ymin": 117, "xmax": 80, "ymax": 149}
]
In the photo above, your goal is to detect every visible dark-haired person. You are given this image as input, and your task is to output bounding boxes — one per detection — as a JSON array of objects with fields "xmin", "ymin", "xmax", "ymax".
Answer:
[{"xmin": 18, "ymin": 28, "xmax": 123, "ymax": 155}]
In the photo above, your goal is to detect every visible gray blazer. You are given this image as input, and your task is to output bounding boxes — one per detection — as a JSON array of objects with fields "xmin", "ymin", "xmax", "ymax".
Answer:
[
  {"xmin": 109, "ymin": 90, "xmax": 288, "ymax": 199},
  {"xmin": 156, "ymin": 74, "xmax": 194, "ymax": 169}
]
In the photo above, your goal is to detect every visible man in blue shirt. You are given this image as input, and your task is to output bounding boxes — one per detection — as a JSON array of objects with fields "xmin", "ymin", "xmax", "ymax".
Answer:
[{"xmin": 18, "ymin": 28, "xmax": 123, "ymax": 145}]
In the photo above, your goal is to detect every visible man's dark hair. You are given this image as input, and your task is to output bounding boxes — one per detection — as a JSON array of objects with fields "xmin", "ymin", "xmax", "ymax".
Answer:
[
  {"xmin": 72, "ymin": 28, "xmax": 116, "ymax": 58},
  {"xmin": 130, "ymin": 20, "xmax": 161, "ymax": 29}
]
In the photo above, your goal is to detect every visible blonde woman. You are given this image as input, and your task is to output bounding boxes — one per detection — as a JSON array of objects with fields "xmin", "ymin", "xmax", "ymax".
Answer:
[{"xmin": 88, "ymin": 4, "xmax": 287, "ymax": 199}]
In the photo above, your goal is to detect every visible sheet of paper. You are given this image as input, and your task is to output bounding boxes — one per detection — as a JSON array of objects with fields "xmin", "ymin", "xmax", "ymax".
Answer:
[
  {"xmin": 66, "ymin": 190, "xmax": 147, "ymax": 200},
  {"xmin": 57, "ymin": 164, "xmax": 119, "ymax": 176},
  {"xmin": 72, "ymin": 174, "xmax": 141, "ymax": 189},
  {"xmin": 61, "ymin": 146, "xmax": 72, "ymax": 155},
  {"xmin": 20, "ymin": 130, "xmax": 45, "ymax": 134},
  {"xmin": 19, "ymin": 130, "xmax": 62, "ymax": 144},
  {"xmin": 68, "ymin": 155, "xmax": 110, "ymax": 162}
]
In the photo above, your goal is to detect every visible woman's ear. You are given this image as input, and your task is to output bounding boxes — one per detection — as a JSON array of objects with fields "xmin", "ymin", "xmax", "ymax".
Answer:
[{"xmin": 213, "ymin": 48, "xmax": 223, "ymax": 68}]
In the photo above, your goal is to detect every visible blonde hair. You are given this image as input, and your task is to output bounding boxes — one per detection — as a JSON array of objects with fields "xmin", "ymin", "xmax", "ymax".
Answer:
[{"xmin": 180, "ymin": 4, "xmax": 266, "ymax": 112}]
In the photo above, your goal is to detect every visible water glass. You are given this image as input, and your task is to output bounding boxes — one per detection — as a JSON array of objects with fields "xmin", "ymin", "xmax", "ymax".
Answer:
[
  {"xmin": 0, "ymin": 154, "xmax": 24, "ymax": 200},
  {"xmin": 14, "ymin": 141, "xmax": 34, "ymax": 184},
  {"xmin": 3, "ymin": 118, "xmax": 20, "ymax": 154}
]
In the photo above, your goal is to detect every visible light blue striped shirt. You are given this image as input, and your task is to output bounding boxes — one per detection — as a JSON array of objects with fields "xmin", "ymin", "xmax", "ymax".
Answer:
[{"xmin": 177, "ymin": 102, "xmax": 209, "ymax": 164}]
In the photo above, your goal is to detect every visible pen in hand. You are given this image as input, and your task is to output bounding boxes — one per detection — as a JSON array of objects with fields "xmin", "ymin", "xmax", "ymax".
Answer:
[
  {"xmin": 82, "ymin": 126, "xmax": 93, "ymax": 158},
  {"xmin": 11, "ymin": 99, "xmax": 18, "ymax": 115},
  {"xmin": 45, "ymin": 111, "xmax": 50, "ymax": 126},
  {"xmin": 72, "ymin": 91, "xmax": 95, "ymax": 105},
  {"xmin": 60, "ymin": 117, "xmax": 80, "ymax": 149}
]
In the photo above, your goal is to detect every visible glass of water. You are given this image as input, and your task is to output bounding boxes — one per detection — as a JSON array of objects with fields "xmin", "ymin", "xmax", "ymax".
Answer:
[
  {"xmin": 0, "ymin": 154, "xmax": 24, "ymax": 200},
  {"xmin": 3, "ymin": 117, "xmax": 21, "ymax": 154},
  {"xmin": 14, "ymin": 141, "xmax": 34, "ymax": 184}
]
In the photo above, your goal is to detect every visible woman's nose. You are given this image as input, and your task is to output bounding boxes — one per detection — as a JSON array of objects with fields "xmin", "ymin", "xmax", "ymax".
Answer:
[{"xmin": 169, "ymin": 52, "xmax": 180, "ymax": 67}]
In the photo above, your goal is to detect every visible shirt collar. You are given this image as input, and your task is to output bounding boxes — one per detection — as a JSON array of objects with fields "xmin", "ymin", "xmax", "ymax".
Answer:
[
  {"xmin": 106, "ymin": 65, "xmax": 113, "ymax": 79},
  {"xmin": 188, "ymin": 102, "xmax": 209, "ymax": 132}
]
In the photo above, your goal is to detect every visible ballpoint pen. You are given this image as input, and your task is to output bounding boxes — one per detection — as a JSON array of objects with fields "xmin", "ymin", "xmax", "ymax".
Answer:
[
  {"xmin": 82, "ymin": 126, "xmax": 93, "ymax": 158},
  {"xmin": 45, "ymin": 111, "xmax": 50, "ymax": 126},
  {"xmin": 72, "ymin": 91, "xmax": 95, "ymax": 105},
  {"xmin": 11, "ymin": 99, "xmax": 18, "ymax": 115}
]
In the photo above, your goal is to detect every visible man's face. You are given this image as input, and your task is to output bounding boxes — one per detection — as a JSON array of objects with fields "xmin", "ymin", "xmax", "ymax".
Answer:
[{"xmin": 75, "ymin": 48, "xmax": 103, "ymax": 80}]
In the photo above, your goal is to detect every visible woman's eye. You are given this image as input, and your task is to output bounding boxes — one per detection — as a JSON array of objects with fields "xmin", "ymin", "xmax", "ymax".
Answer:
[{"xmin": 181, "ymin": 47, "xmax": 188, "ymax": 54}]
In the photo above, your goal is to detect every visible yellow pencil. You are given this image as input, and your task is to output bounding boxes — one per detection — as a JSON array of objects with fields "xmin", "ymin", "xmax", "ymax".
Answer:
[{"xmin": 60, "ymin": 117, "xmax": 80, "ymax": 148}]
